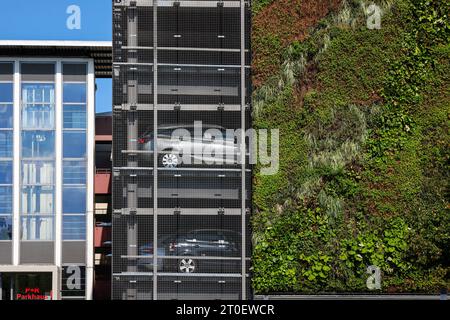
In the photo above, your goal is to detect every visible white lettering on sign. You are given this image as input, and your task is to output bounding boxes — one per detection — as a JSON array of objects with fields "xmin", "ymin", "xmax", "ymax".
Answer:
[
  {"xmin": 66, "ymin": 5, "xmax": 81, "ymax": 30},
  {"xmin": 66, "ymin": 265, "xmax": 81, "ymax": 290}
]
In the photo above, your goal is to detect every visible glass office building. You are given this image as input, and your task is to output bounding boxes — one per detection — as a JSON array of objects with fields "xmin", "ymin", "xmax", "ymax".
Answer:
[
  {"xmin": 0, "ymin": 41, "xmax": 111, "ymax": 300},
  {"xmin": 112, "ymin": 0, "xmax": 252, "ymax": 299}
]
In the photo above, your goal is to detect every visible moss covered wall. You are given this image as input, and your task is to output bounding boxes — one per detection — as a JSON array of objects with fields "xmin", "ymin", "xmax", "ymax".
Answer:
[{"xmin": 251, "ymin": 0, "xmax": 450, "ymax": 293}]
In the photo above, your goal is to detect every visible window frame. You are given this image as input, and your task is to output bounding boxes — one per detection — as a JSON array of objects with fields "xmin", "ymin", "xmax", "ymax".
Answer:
[{"xmin": 20, "ymin": 215, "xmax": 54, "ymax": 241}]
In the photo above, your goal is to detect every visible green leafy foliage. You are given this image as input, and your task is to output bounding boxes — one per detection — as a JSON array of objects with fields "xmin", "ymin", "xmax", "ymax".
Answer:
[
  {"xmin": 252, "ymin": 0, "xmax": 450, "ymax": 293},
  {"xmin": 252, "ymin": 208, "xmax": 336, "ymax": 293},
  {"xmin": 339, "ymin": 218, "xmax": 411, "ymax": 274},
  {"xmin": 252, "ymin": 0, "xmax": 275, "ymax": 14}
]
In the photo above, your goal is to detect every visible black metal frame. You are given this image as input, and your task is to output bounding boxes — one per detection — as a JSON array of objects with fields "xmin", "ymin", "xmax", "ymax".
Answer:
[{"xmin": 112, "ymin": 0, "xmax": 252, "ymax": 300}]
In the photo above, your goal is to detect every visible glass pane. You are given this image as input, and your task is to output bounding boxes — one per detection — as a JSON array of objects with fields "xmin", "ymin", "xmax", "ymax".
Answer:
[
  {"xmin": 63, "ymin": 63, "xmax": 87, "ymax": 75},
  {"xmin": 63, "ymin": 131, "xmax": 86, "ymax": 158},
  {"xmin": 63, "ymin": 215, "xmax": 86, "ymax": 240},
  {"xmin": 21, "ymin": 186, "xmax": 54, "ymax": 215},
  {"xmin": 21, "ymin": 161, "xmax": 54, "ymax": 185},
  {"xmin": 63, "ymin": 63, "xmax": 87, "ymax": 83},
  {"xmin": 63, "ymin": 160, "xmax": 86, "ymax": 184},
  {"xmin": 13, "ymin": 273, "xmax": 53, "ymax": 299},
  {"xmin": 21, "ymin": 63, "xmax": 55, "ymax": 82},
  {"xmin": 0, "ymin": 186, "xmax": 12, "ymax": 214},
  {"xmin": 0, "ymin": 83, "xmax": 13, "ymax": 102},
  {"xmin": 0, "ymin": 215, "xmax": 12, "ymax": 240},
  {"xmin": 0, "ymin": 131, "xmax": 13, "ymax": 157},
  {"xmin": 63, "ymin": 104, "xmax": 86, "ymax": 129},
  {"xmin": 63, "ymin": 187, "xmax": 86, "ymax": 213},
  {"xmin": 22, "ymin": 84, "xmax": 55, "ymax": 104},
  {"xmin": 0, "ymin": 63, "xmax": 13, "ymax": 81},
  {"xmin": 0, "ymin": 104, "xmax": 13, "ymax": 128},
  {"xmin": 63, "ymin": 83, "xmax": 86, "ymax": 103},
  {"xmin": 22, "ymin": 104, "xmax": 55, "ymax": 129},
  {"xmin": 0, "ymin": 161, "xmax": 12, "ymax": 184},
  {"xmin": 21, "ymin": 216, "xmax": 53, "ymax": 240},
  {"xmin": 22, "ymin": 131, "xmax": 55, "ymax": 158}
]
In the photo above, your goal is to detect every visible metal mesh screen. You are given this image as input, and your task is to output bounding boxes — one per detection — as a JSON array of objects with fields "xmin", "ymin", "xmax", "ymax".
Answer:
[{"xmin": 112, "ymin": 0, "xmax": 251, "ymax": 300}]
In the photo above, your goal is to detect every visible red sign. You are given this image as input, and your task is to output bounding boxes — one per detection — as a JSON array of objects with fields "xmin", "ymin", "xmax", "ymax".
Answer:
[{"xmin": 16, "ymin": 288, "xmax": 52, "ymax": 300}]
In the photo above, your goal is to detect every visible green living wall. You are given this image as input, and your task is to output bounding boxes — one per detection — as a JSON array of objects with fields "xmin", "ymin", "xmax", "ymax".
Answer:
[{"xmin": 251, "ymin": 0, "xmax": 450, "ymax": 293}]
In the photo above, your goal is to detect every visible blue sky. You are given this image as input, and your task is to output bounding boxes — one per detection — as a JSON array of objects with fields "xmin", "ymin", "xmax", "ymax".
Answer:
[{"xmin": 0, "ymin": 0, "xmax": 112, "ymax": 113}]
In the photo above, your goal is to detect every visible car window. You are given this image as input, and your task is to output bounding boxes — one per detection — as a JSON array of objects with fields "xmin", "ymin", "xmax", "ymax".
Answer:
[
  {"xmin": 203, "ymin": 128, "xmax": 225, "ymax": 141},
  {"xmin": 222, "ymin": 130, "xmax": 235, "ymax": 142},
  {"xmin": 141, "ymin": 129, "xmax": 153, "ymax": 136},
  {"xmin": 223, "ymin": 231, "xmax": 240, "ymax": 244},
  {"xmin": 194, "ymin": 231, "xmax": 223, "ymax": 242},
  {"xmin": 183, "ymin": 232, "xmax": 195, "ymax": 241},
  {"xmin": 158, "ymin": 129, "xmax": 173, "ymax": 137}
]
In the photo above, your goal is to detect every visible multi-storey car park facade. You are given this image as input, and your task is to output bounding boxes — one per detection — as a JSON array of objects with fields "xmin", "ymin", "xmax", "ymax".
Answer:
[
  {"xmin": 0, "ymin": 41, "xmax": 111, "ymax": 300},
  {"xmin": 112, "ymin": 0, "xmax": 252, "ymax": 299}
]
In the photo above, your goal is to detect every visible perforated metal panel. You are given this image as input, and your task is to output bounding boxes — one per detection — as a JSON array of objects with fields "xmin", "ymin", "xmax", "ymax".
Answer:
[{"xmin": 112, "ymin": 0, "xmax": 252, "ymax": 300}]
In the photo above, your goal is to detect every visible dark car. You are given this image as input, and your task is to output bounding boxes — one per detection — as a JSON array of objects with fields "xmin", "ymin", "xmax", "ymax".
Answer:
[
  {"xmin": 167, "ymin": 229, "xmax": 242, "ymax": 273},
  {"xmin": 137, "ymin": 235, "xmax": 173, "ymax": 272}
]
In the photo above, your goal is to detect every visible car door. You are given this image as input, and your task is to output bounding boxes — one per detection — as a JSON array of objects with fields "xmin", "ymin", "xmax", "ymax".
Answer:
[
  {"xmin": 223, "ymin": 130, "xmax": 239, "ymax": 165},
  {"xmin": 204, "ymin": 127, "xmax": 231, "ymax": 165},
  {"xmin": 186, "ymin": 127, "xmax": 204, "ymax": 165}
]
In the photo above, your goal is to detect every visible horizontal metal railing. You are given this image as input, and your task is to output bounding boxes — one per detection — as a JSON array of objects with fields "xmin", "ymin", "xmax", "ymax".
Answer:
[{"xmin": 96, "ymin": 168, "xmax": 112, "ymax": 174}]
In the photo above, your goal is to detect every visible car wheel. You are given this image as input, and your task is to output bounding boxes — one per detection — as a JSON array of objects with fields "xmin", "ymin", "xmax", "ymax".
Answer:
[
  {"xmin": 178, "ymin": 258, "xmax": 196, "ymax": 273},
  {"xmin": 160, "ymin": 152, "xmax": 179, "ymax": 168}
]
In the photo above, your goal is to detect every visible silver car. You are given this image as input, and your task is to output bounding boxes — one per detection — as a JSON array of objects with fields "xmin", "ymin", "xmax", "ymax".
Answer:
[{"xmin": 138, "ymin": 124, "xmax": 241, "ymax": 168}]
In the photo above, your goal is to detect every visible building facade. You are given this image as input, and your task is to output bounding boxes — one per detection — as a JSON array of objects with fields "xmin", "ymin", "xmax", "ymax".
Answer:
[
  {"xmin": 0, "ymin": 41, "xmax": 111, "ymax": 300},
  {"xmin": 112, "ymin": 0, "xmax": 252, "ymax": 299},
  {"xmin": 94, "ymin": 112, "xmax": 112, "ymax": 300}
]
